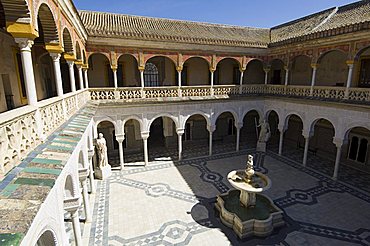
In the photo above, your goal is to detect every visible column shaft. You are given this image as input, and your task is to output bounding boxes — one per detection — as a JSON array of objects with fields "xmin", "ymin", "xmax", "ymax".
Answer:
[
  {"xmin": 113, "ymin": 69, "xmax": 118, "ymax": 88},
  {"xmin": 67, "ymin": 61, "xmax": 76, "ymax": 92},
  {"xmin": 210, "ymin": 71, "xmax": 214, "ymax": 96},
  {"xmin": 209, "ymin": 131, "xmax": 213, "ymax": 156},
  {"xmin": 81, "ymin": 181, "xmax": 92, "ymax": 222},
  {"xmin": 84, "ymin": 69, "xmax": 89, "ymax": 89},
  {"xmin": 143, "ymin": 138, "xmax": 148, "ymax": 166},
  {"xmin": 71, "ymin": 211, "xmax": 82, "ymax": 246},
  {"xmin": 118, "ymin": 140, "xmax": 124, "ymax": 169},
  {"xmin": 178, "ymin": 134, "xmax": 183, "ymax": 161},
  {"xmin": 303, "ymin": 137, "xmax": 310, "ymax": 166},
  {"xmin": 333, "ymin": 145, "xmax": 342, "ymax": 179},
  {"xmin": 239, "ymin": 71, "xmax": 244, "ymax": 94},
  {"xmin": 278, "ymin": 131, "xmax": 284, "ymax": 155},
  {"xmin": 236, "ymin": 127, "xmax": 240, "ymax": 152},
  {"xmin": 50, "ymin": 53, "xmax": 63, "ymax": 96},
  {"xmin": 310, "ymin": 66, "xmax": 317, "ymax": 96}
]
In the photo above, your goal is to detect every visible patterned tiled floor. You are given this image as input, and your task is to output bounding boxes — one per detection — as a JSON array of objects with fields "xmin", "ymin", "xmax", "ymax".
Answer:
[{"xmin": 84, "ymin": 148, "xmax": 370, "ymax": 245}]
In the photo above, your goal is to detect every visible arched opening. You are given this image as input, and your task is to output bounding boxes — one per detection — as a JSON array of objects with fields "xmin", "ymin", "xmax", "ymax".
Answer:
[
  {"xmin": 62, "ymin": 28, "xmax": 74, "ymax": 54},
  {"xmin": 78, "ymin": 150, "xmax": 84, "ymax": 169},
  {"xmin": 117, "ymin": 54, "xmax": 140, "ymax": 87},
  {"xmin": 145, "ymin": 56, "xmax": 176, "ymax": 87},
  {"xmin": 282, "ymin": 114, "xmax": 304, "ymax": 155},
  {"xmin": 214, "ymin": 112, "xmax": 236, "ymax": 152},
  {"xmin": 183, "ymin": 57, "xmax": 210, "ymax": 86},
  {"xmin": 96, "ymin": 121, "xmax": 117, "ymax": 167},
  {"xmin": 269, "ymin": 59, "xmax": 285, "ymax": 85},
  {"xmin": 148, "ymin": 117, "xmax": 178, "ymax": 161},
  {"xmin": 240, "ymin": 110, "xmax": 260, "ymax": 149},
  {"xmin": 266, "ymin": 110, "xmax": 280, "ymax": 151},
  {"xmin": 243, "ymin": 59, "xmax": 265, "ymax": 84},
  {"xmin": 36, "ymin": 230, "xmax": 57, "ymax": 246},
  {"xmin": 0, "ymin": 1, "xmax": 5, "ymax": 29},
  {"xmin": 306, "ymin": 119, "xmax": 336, "ymax": 174},
  {"xmin": 33, "ymin": 3, "xmax": 59, "ymax": 101},
  {"xmin": 61, "ymin": 28, "xmax": 73, "ymax": 93},
  {"xmin": 73, "ymin": 63, "xmax": 80, "ymax": 90},
  {"xmin": 215, "ymin": 58, "xmax": 240, "ymax": 85},
  {"xmin": 64, "ymin": 175, "xmax": 75, "ymax": 198},
  {"xmin": 184, "ymin": 114, "xmax": 209, "ymax": 156},
  {"xmin": 316, "ymin": 50, "xmax": 347, "ymax": 86},
  {"xmin": 75, "ymin": 42, "xmax": 82, "ymax": 61},
  {"xmin": 355, "ymin": 46, "xmax": 370, "ymax": 88},
  {"xmin": 123, "ymin": 119, "xmax": 143, "ymax": 163},
  {"xmin": 290, "ymin": 55, "xmax": 312, "ymax": 86},
  {"xmin": 343, "ymin": 127, "xmax": 370, "ymax": 172},
  {"xmin": 88, "ymin": 54, "xmax": 111, "ymax": 87}
]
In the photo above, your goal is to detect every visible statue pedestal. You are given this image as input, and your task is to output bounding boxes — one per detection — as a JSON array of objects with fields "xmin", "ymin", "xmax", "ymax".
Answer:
[
  {"xmin": 95, "ymin": 165, "xmax": 112, "ymax": 180},
  {"xmin": 256, "ymin": 142, "xmax": 266, "ymax": 152}
]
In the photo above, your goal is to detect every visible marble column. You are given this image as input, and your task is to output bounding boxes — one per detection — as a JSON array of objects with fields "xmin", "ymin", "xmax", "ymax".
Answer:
[
  {"xmin": 177, "ymin": 129, "xmax": 184, "ymax": 160},
  {"xmin": 177, "ymin": 68, "xmax": 182, "ymax": 97},
  {"xmin": 345, "ymin": 60, "xmax": 354, "ymax": 98},
  {"xmin": 210, "ymin": 70, "xmax": 215, "ymax": 96},
  {"xmin": 284, "ymin": 67, "xmax": 289, "ymax": 86},
  {"xmin": 140, "ymin": 69, "xmax": 145, "ymax": 98},
  {"xmin": 116, "ymin": 134, "xmax": 125, "ymax": 169},
  {"xmin": 112, "ymin": 67, "xmax": 118, "ymax": 88},
  {"xmin": 81, "ymin": 179, "xmax": 91, "ymax": 222},
  {"xmin": 87, "ymin": 149, "xmax": 96, "ymax": 194},
  {"xmin": 278, "ymin": 126, "xmax": 285, "ymax": 156},
  {"xmin": 235, "ymin": 123, "xmax": 243, "ymax": 152},
  {"xmin": 333, "ymin": 140, "xmax": 343, "ymax": 180},
  {"xmin": 142, "ymin": 132, "xmax": 149, "ymax": 166},
  {"xmin": 77, "ymin": 64, "xmax": 84, "ymax": 90},
  {"xmin": 67, "ymin": 60, "xmax": 76, "ymax": 92},
  {"xmin": 15, "ymin": 38, "xmax": 38, "ymax": 106},
  {"xmin": 239, "ymin": 70, "xmax": 244, "ymax": 94},
  {"xmin": 208, "ymin": 125, "xmax": 215, "ymax": 156},
  {"xmin": 264, "ymin": 68, "xmax": 270, "ymax": 85},
  {"xmin": 70, "ymin": 210, "xmax": 82, "ymax": 246},
  {"xmin": 310, "ymin": 64, "xmax": 318, "ymax": 96},
  {"xmin": 302, "ymin": 136, "xmax": 311, "ymax": 167},
  {"xmin": 83, "ymin": 68, "xmax": 89, "ymax": 89},
  {"xmin": 50, "ymin": 53, "xmax": 64, "ymax": 97}
]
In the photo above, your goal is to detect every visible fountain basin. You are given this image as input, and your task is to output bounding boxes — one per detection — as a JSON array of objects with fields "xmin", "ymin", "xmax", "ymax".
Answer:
[{"xmin": 216, "ymin": 190, "xmax": 285, "ymax": 239}]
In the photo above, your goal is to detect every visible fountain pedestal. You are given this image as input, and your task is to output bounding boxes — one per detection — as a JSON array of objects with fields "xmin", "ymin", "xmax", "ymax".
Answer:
[{"xmin": 215, "ymin": 155, "xmax": 285, "ymax": 239}]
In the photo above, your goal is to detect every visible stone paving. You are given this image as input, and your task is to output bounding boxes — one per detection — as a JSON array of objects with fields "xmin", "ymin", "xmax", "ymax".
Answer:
[{"xmin": 85, "ymin": 147, "xmax": 370, "ymax": 246}]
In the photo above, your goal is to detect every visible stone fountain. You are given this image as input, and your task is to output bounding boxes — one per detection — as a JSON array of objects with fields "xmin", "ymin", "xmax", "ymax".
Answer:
[{"xmin": 215, "ymin": 155, "xmax": 284, "ymax": 239}]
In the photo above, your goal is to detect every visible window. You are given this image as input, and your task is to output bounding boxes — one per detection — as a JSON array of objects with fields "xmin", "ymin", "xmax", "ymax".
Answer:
[
  {"xmin": 348, "ymin": 135, "xmax": 368, "ymax": 164},
  {"xmin": 144, "ymin": 63, "xmax": 159, "ymax": 87}
]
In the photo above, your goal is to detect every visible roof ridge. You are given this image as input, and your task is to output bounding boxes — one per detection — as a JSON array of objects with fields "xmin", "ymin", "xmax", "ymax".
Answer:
[
  {"xmin": 79, "ymin": 10, "xmax": 269, "ymax": 31},
  {"xmin": 311, "ymin": 7, "xmax": 338, "ymax": 32}
]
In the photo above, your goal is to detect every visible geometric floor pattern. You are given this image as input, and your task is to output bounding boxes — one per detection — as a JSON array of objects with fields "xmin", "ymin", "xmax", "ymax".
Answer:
[{"xmin": 86, "ymin": 148, "xmax": 370, "ymax": 245}]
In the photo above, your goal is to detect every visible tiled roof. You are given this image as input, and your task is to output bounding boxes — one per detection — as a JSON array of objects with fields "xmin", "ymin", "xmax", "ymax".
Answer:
[
  {"xmin": 79, "ymin": 1, "xmax": 370, "ymax": 48},
  {"xmin": 271, "ymin": 0, "xmax": 370, "ymax": 43},
  {"xmin": 79, "ymin": 10, "xmax": 270, "ymax": 48}
]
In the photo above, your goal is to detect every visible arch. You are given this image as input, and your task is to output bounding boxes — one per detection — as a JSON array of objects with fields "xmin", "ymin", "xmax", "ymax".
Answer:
[
  {"xmin": 36, "ymin": 229, "xmax": 58, "ymax": 246},
  {"xmin": 183, "ymin": 56, "xmax": 211, "ymax": 67},
  {"xmin": 62, "ymin": 28, "xmax": 73, "ymax": 54},
  {"xmin": 290, "ymin": 55, "xmax": 312, "ymax": 86},
  {"xmin": 182, "ymin": 112, "xmax": 211, "ymax": 129},
  {"xmin": 265, "ymin": 109, "xmax": 281, "ymax": 124},
  {"xmin": 216, "ymin": 57, "xmax": 242, "ymax": 69},
  {"xmin": 343, "ymin": 124, "xmax": 370, "ymax": 141},
  {"xmin": 122, "ymin": 116, "xmax": 143, "ymax": 133},
  {"xmin": 243, "ymin": 59, "xmax": 265, "ymax": 84},
  {"xmin": 1, "ymin": 0, "xmax": 30, "ymax": 24},
  {"xmin": 78, "ymin": 150, "xmax": 85, "ymax": 168},
  {"xmin": 118, "ymin": 54, "xmax": 140, "ymax": 87},
  {"xmin": 308, "ymin": 117, "xmax": 336, "ymax": 137},
  {"xmin": 145, "ymin": 56, "xmax": 177, "ymax": 86},
  {"xmin": 317, "ymin": 49, "xmax": 347, "ymax": 64},
  {"xmin": 36, "ymin": 3, "xmax": 59, "ymax": 43},
  {"xmin": 145, "ymin": 55, "xmax": 177, "ymax": 67},
  {"xmin": 75, "ymin": 41, "xmax": 82, "ymax": 61},
  {"xmin": 212, "ymin": 109, "xmax": 239, "ymax": 126},
  {"xmin": 241, "ymin": 108, "xmax": 263, "ymax": 122},
  {"xmin": 94, "ymin": 118, "xmax": 117, "ymax": 134},
  {"xmin": 215, "ymin": 58, "xmax": 241, "ymax": 85},
  {"xmin": 355, "ymin": 45, "xmax": 370, "ymax": 61},
  {"xmin": 284, "ymin": 113, "xmax": 304, "ymax": 128},
  {"xmin": 64, "ymin": 174, "xmax": 76, "ymax": 198},
  {"xmin": 88, "ymin": 53, "xmax": 111, "ymax": 87},
  {"xmin": 316, "ymin": 50, "xmax": 347, "ymax": 86},
  {"xmin": 147, "ymin": 113, "xmax": 179, "ymax": 131},
  {"xmin": 183, "ymin": 57, "xmax": 211, "ymax": 86}
]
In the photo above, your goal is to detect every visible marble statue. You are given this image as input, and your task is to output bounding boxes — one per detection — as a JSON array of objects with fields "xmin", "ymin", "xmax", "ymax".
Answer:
[
  {"xmin": 96, "ymin": 133, "xmax": 109, "ymax": 169},
  {"xmin": 257, "ymin": 120, "xmax": 271, "ymax": 143}
]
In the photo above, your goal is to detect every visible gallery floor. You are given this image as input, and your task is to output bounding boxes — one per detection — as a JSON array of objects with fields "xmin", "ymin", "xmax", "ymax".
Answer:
[{"xmin": 79, "ymin": 147, "xmax": 370, "ymax": 246}]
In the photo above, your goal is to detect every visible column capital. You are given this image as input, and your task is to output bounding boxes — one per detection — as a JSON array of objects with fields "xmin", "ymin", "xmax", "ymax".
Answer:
[
  {"xmin": 278, "ymin": 123, "xmax": 287, "ymax": 133},
  {"xmin": 111, "ymin": 65, "xmax": 118, "ymax": 71},
  {"xmin": 176, "ymin": 128, "xmax": 185, "ymax": 135},
  {"xmin": 207, "ymin": 124, "xmax": 216, "ymax": 133},
  {"xmin": 115, "ymin": 133, "xmax": 125, "ymax": 142},
  {"xmin": 239, "ymin": 68, "xmax": 245, "ymax": 73},
  {"xmin": 176, "ymin": 66, "xmax": 183, "ymax": 72},
  {"xmin": 346, "ymin": 60, "xmax": 355, "ymax": 66},
  {"xmin": 209, "ymin": 68, "xmax": 216, "ymax": 73},
  {"xmin": 263, "ymin": 68, "xmax": 270, "ymax": 73},
  {"xmin": 49, "ymin": 52, "xmax": 61, "ymax": 62},
  {"xmin": 14, "ymin": 38, "xmax": 34, "ymax": 51},
  {"xmin": 284, "ymin": 66, "xmax": 289, "ymax": 71},
  {"xmin": 138, "ymin": 66, "xmax": 145, "ymax": 72},
  {"xmin": 64, "ymin": 53, "xmax": 76, "ymax": 62},
  {"xmin": 333, "ymin": 137, "xmax": 345, "ymax": 148},
  {"xmin": 66, "ymin": 60, "xmax": 75, "ymax": 67},
  {"xmin": 235, "ymin": 122, "xmax": 243, "ymax": 129},
  {"xmin": 311, "ymin": 63, "xmax": 319, "ymax": 69},
  {"xmin": 141, "ymin": 131, "xmax": 150, "ymax": 140}
]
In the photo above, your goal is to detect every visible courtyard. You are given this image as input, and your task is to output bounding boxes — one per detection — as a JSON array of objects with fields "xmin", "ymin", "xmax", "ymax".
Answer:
[{"xmin": 82, "ymin": 149, "xmax": 370, "ymax": 246}]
